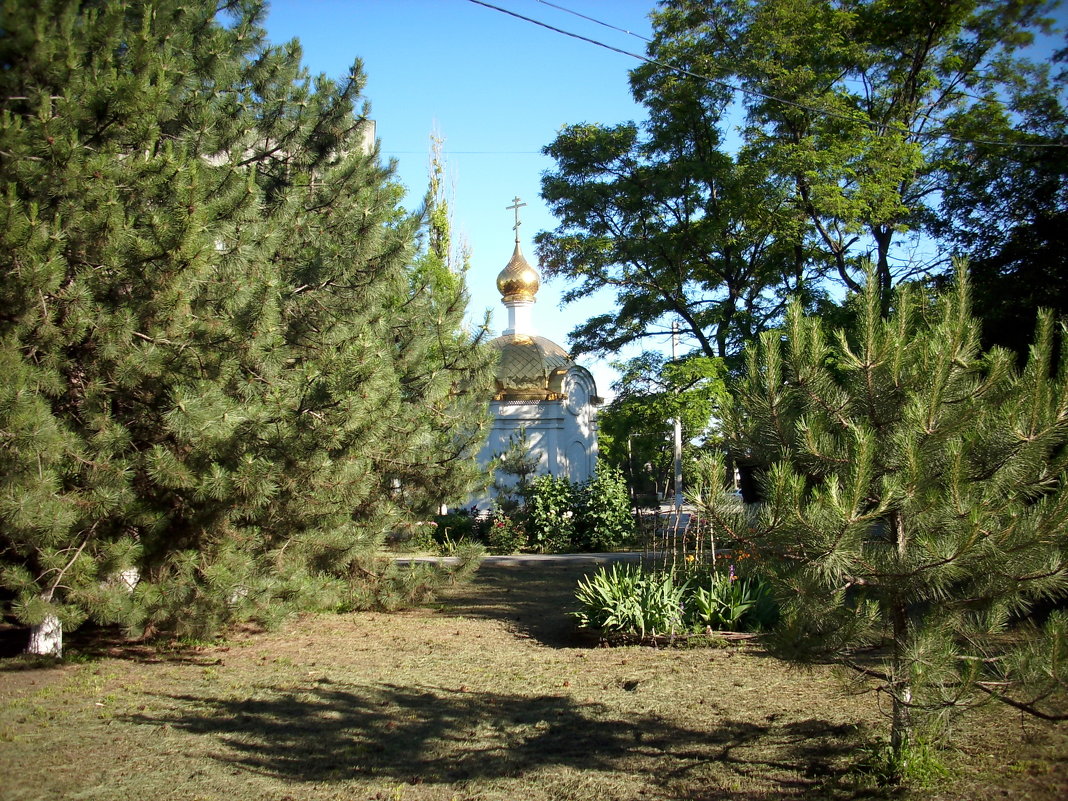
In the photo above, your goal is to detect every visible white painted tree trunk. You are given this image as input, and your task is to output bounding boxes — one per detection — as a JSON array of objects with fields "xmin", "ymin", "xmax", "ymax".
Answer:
[
  {"xmin": 26, "ymin": 613, "xmax": 62, "ymax": 657},
  {"xmin": 117, "ymin": 567, "xmax": 139, "ymax": 591}
]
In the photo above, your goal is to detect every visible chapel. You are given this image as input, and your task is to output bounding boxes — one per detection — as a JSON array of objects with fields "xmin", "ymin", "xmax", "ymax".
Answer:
[{"xmin": 474, "ymin": 199, "xmax": 601, "ymax": 507}]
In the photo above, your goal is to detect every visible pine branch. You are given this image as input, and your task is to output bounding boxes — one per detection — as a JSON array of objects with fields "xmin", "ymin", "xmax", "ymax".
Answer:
[
  {"xmin": 973, "ymin": 682, "xmax": 1068, "ymax": 722},
  {"xmin": 39, "ymin": 524, "xmax": 95, "ymax": 601},
  {"xmin": 844, "ymin": 658, "xmax": 891, "ymax": 683}
]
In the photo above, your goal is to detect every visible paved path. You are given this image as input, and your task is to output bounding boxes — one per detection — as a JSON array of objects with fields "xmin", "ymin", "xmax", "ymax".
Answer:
[{"xmin": 396, "ymin": 551, "xmax": 645, "ymax": 567}]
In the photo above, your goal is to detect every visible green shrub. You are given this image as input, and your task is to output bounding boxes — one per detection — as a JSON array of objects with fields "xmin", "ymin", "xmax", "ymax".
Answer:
[
  {"xmin": 686, "ymin": 570, "xmax": 777, "ymax": 632},
  {"xmin": 851, "ymin": 737, "xmax": 951, "ymax": 788},
  {"xmin": 433, "ymin": 508, "xmax": 488, "ymax": 546},
  {"xmin": 573, "ymin": 564, "xmax": 686, "ymax": 637},
  {"xmin": 338, "ymin": 542, "xmax": 484, "ymax": 612},
  {"xmin": 575, "ymin": 467, "xmax": 635, "ymax": 552},
  {"xmin": 526, "ymin": 474, "xmax": 577, "ymax": 553},
  {"xmin": 573, "ymin": 556, "xmax": 780, "ymax": 640},
  {"xmin": 634, "ymin": 570, "xmax": 688, "ymax": 635},
  {"xmin": 385, "ymin": 521, "xmax": 439, "ymax": 552},
  {"xmin": 481, "ymin": 467, "xmax": 638, "ymax": 555}
]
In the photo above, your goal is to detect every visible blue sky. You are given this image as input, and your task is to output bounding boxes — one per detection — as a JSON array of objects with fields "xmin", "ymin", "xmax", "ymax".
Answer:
[{"xmin": 263, "ymin": 0, "xmax": 660, "ymax": 398}]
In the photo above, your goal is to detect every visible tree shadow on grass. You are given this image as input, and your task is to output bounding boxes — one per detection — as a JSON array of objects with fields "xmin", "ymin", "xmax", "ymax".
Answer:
[
  {"xmin": 0, "ymin": 622, "xmax": 234, "ymax": 670},
  {"xmin": 440, "ymin": 562, "xmax": 600, "ymax": 648},
  {"xmin": 123, "ymin": 680, "xmax": 899, "ymax": 799}
]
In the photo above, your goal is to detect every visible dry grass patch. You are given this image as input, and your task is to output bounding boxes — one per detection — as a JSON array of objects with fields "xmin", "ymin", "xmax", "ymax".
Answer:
[{"xmin": 1, "ymin": 561, "xmax": 1065, "ymax": 800}]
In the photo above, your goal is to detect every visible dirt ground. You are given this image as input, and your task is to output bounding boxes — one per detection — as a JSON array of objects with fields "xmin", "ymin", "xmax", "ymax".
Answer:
[{"xmin": 1, "ymin": 560, "xmax": 1066, "ymax": 801}]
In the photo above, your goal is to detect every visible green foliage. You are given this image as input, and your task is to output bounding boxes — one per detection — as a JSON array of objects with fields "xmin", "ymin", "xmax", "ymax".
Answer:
[
  {"xmin": 573, "ymin": 557, "xmax": 779, "ymax": 639},
  {"xmin": 851, "ymin": 737, "xmax": 951, "ymax": 789},
  {"xmin": 491, "ymin": 427, "xmax": 540, "ymax": 517},
  {"xmin": 538, "ymin": 113, "xmax": 805, "ymax": 362},
  {"xmin": 599, "ymin": 352, "xmax": 728, "ymax": 499},
  {"xmin": 928, "ymin": 15, "xmax": 1067, "ymax": 361},
  {"xmin": 484, "ymin": 465, "xmax": 637, "ymax": 555},
  {"xmin": 0, "ymin": 0, "xmax": 493, "ymax": 654},
  {"xmin": 131, "ymin": 548, "xmax": 343, "ymax": 640},
  {"xmin": 573, "ymin": 564, "xmax": 687, "ymax": 638},
  {"xmin": 538, "ymin": 0, "xmax": 1063, "ymax": 363},
  {"xmin": 338, "ymin": 543, "xmax": 484, "ymax": 613},
  {"xmin": 691, "ymin": 264, "xmax": 1068, "ymax": 776},
  {"xmin": 575, "ymin": 467, "xmax": 635, "ymax": 552},
  {"xmin": 685, "ymin": 568, "xmax": 778, "ymax": 633},
  {"xmin": 525, "ymin": 474, "xmax": 576, "ymax": 553},
  {"xmin": 432, "ymin": 508, "xmax": 489, "ymax": 550},
  {"xmin": 652, "ymin": 0, "xmax": 1062, "ymax": 300}
]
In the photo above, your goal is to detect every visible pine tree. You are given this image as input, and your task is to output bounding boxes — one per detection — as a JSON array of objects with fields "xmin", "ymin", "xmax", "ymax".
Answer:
[
  {"xmin": 692, "ymin": 266, "xmax": 1068, "ymax": 779},
  {"xmin": 491, "ymin": 427, "xmax": 540, "ymax": 518},
  {"xmin": 0, "ymin": 0, "xmax": 492, "ymax": 654}
]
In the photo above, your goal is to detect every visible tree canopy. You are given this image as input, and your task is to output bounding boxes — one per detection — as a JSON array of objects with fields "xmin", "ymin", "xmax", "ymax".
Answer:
[
  {"xmin": 0, "ymin": 0, "xmax": 493, "ymax": 654},
  {"xmin": 598, "ymin": 352, "xmax": 727, "ymax": 503},
  {"xmin": 537, "ymin": 0, "xmax": 1066, "ymax": 362}
]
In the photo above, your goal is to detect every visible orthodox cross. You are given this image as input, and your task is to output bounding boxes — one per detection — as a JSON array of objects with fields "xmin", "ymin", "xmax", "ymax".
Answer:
[{"xmin": 506, "ymin": 196, "xmax": 526, "ymax": 242}]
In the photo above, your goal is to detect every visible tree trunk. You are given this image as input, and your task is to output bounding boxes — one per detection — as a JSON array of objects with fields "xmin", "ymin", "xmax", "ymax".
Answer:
[
  {"xmin": 890, "ymin": 598, "xmax": 912, "ymax": 769},
  {"xmin": 26, "ymin": 612, "xmax": 62, "ymax": 658},
  {"xmin": 873, "ymin": 225, "xmax": 894, "ymax": 317},
  {"xmin": 889, "ymin": 510, "xmax": 912, "ymax": 777}
]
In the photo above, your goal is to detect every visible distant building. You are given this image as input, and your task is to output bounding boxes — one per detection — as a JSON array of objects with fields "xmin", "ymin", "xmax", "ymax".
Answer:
[{"xmin": 472, "ymin": 199, "xmax": 601, "ymax": 509}]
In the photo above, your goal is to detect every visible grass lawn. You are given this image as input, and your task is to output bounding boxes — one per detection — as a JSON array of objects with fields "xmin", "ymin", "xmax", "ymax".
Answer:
[{"xmin": 2, "ymin": 560, "xmax": 1066, "ymax": 800}]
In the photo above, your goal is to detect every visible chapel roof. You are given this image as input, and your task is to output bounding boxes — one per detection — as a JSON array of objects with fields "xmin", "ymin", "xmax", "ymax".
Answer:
[
  {"xmin": 489, "ymin": 333, "xmax": 574, "ymax": 401},
  {"xmin": 490, "ymin": 198, "xmax": 578, "ymax": 401}
]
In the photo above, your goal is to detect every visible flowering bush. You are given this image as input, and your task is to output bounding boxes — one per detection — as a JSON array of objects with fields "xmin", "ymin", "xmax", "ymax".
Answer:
[
  {"xmin": 525, "ymin": 474, "xmax": 576, "ymax": 553},
  {"xmin": 486, "ymin": 508, "xmax": 525, "ymax": 554},
  {"xmin": 575, "ymin": 467, "xmax": 635, "ymax": 551}
]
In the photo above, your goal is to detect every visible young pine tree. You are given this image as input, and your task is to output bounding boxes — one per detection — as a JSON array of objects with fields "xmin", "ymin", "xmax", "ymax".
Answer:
[
  {"xmin": 0, "ymin": 0, "xmax": 493, "ymax": 654},
  {"xmin": 491, "ymin": 426, "xmax": 541, "ymax": 518},
  {"xmin": 692, "ymin": 266, "xmax": 1068, "ymax": 779}
]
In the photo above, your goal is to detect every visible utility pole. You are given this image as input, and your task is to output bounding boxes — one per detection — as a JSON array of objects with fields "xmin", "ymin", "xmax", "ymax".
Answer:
[{"xmin": 672, "ymin": 319, "xmax": 683, "ymax": 512}]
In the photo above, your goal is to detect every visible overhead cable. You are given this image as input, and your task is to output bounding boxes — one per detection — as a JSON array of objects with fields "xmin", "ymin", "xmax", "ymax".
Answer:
[
  {"xmin": 467, "ymin": 0, "xmax": 1067, "ymax": 150},
  {"xmin": 535, "ymin": 0, "xmax": 652, "ymax": 43}
]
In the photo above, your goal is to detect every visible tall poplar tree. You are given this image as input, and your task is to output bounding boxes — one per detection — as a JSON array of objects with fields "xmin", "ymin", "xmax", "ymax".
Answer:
[
  {"xmin": 0, "ymin": 0, "xmax": 492, "ymax": 655},
  {"xmin": 692, "ymin": 267, "xmax": 1068, "ymax": 778}
]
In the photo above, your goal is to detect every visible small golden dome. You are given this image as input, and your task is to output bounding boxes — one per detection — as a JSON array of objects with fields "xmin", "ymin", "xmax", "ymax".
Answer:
[{"xmin": 496, "ymin": 242, "xmax": 540, "ymax": 303}]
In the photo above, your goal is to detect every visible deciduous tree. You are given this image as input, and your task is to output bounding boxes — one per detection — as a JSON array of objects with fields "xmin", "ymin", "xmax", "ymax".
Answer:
[
  {"xmin": 538, "ymin": 115, "xmax": 812, "ymax": 361},
  {"xmin": 538, "ymin": 0, "xmax": 1064, "ymax": 361},
  {"xmin": 932, "ymin": 45, "xmax": 1068, "ymax": 358},
  {"xmin": 598, "ymin": 353, "xmax": 727, "ymax": 502}
]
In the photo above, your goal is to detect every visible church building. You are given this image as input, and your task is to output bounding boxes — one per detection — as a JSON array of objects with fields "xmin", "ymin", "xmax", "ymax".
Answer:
[{"xmin": 474, "ymin": 198, "xmax": 601, "ymax": 508}]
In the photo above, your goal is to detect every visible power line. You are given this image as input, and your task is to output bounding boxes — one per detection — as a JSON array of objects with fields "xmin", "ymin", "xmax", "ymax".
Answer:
[
  {"xmin": 467, "ymin": 0, "xmax": 1067, "ymax": 150},
  {"xmin": 535, "ymin": 0, "xmax": 652, "ymax": 44},
  {"xmin": 465, "ymin": 0, "xmax": 819, "ymax": 114}
]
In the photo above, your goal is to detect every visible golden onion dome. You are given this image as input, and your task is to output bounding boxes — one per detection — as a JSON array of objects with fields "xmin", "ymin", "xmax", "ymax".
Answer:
[
  {"xmin": 490, "ymin": 333, "xmax": 574, "ymax": 401},
  {"xmin": 496, "ymin": 242, "xmax": 541, "ymax": 303}
]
